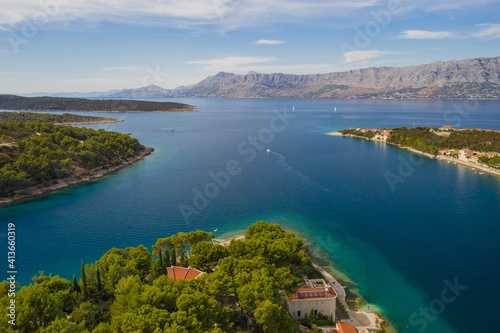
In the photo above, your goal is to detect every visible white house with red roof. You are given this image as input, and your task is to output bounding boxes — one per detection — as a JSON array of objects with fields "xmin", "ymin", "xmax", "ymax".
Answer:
[{"xmin": 285, "ymin": 278, "xmax": 337, "ymax": 320}]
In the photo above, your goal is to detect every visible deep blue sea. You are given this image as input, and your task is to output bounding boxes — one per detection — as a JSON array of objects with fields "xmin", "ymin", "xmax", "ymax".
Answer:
[{"xmin": 1, "ymin": 99, "xmax": 500, "ymax": 333}]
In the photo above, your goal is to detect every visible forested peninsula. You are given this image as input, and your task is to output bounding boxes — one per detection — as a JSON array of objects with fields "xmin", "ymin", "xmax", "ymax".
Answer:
[
  {"xmin": 0, "ymin": 111, "xmax": 122, "ymax": 125},
  {"xmin": 0, "ymin": 118, "xmax": 152, "ymax": 203},
  {"xmin": 0, "ymin": 222, "xmax": 325, "ymax": 333},
  {"xmin": 335, "ymin": 126, "xmax": 500, "ymax": 176},
  {"xmin": 0, "ymin": 95, "xmax": 194, "ymax": 112}
]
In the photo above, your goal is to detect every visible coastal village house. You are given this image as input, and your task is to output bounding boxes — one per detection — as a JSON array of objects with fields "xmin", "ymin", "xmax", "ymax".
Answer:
[
  {"xmin": 285, "ymin": 278, "xmax": 337, "ymax": 320},
  {"xmin": 458, "ymin": 149, "xmax": 473, "ymax": 161},
  {"xmin": 167, "ymin": 266, "xmax": 204, "ymax": 281},
  {"xmin": 471, "ymin": 154, "xmax": 482, "ymax": 163}
]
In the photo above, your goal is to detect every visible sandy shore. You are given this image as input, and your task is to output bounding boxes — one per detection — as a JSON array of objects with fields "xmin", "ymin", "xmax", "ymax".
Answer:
[
  {"xmin": 214, "ymin": 235, "xmax": 246, "ymax": 247},
  {"xmin": 0, "ymin": 147, "xmax": 154, "ymax": 206}
]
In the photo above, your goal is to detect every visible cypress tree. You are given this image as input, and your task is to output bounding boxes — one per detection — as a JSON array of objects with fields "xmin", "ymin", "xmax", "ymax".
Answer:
[
  {"xmin": 170, "ymin": 248, "xmax": 176, "ymax": 266},
  {"xmin": 163, "ymin": 249, "xmax": 170, "ymax": 274},
  {"xmin": 81, "ymin": 260, "xmax": 88, "ymax": 300},
  {"xmin": 96, "ymin": 267, "xmax": 102, "ymax": 292},
  {"xmin": 158, "ymin": 248, "xmax": 163, "ymax": 268},
  {"xmin": 179, "ymin": 251, "xmax": 187, "ymax": 267},
  {"xmin": 72, "ymin": 274, "xmax": 81, "ymax": 293}
]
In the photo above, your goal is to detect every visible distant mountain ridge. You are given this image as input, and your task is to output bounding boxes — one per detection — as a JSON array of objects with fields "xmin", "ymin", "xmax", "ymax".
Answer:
[
  {"xmin": 107, "ymin": 84, "xmax": 193, "ymax": 98},
  {"xmin": 177, "ymin": 56, "xmax": 500, "ymax": 99}
]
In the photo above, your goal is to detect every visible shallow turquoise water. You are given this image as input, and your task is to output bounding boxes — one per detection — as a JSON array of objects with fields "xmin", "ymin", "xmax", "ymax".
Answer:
[{"xmin": 1, "ymin": 99, "xmax": 500, "ymax": 332}]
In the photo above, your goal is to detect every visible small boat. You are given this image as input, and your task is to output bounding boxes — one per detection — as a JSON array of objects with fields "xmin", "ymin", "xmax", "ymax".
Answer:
[
  {"xmin": 453, "ymin": 162, "xmax": 457, "ymax": 165},
  {"xmin": 266, "ymin": 149, "xmax": 270, "ymax": 153},
  {"xmin": 213, "ymin": 228, "xmax": 218, "ymax": 232},
  {"xmin": 479, "ymin": 172, "xmax": 484, "ymax": 175},
  {"xmin": 334, "ymin": 107, "xmax": 337, "ymax": 112},
  {"xmin": 292, "ymin": 106, "xmax": 295, "ymax": 111},
  {"xmin": 472, "ymin": 168, "xmax": 475, "ymax": 170}
]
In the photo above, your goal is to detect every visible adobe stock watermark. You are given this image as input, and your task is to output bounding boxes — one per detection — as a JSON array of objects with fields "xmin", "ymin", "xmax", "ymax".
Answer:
[
  {"xmin": 339, "ymin": 0, "xmax": 402, "ymax": 61},
  {"xmin": 384, "ymin": 153, "xmax": 424, "ymax": 192},
  {"xmin": 212, "ymin": 0, "xmax": 243, "ymax": 21},
  {"xmin": 442, "ymin": 100, "xmax": 479, "ymax": 129},
  {"xmin": 178, "ymin": 108, "xmax": 295, "ymax": 224},
  {"xmin": 402, "ymin": 277, "xmax": 467, "ymax": 333},
  {"xmin": 8, "ymin": 0, "xmax": 67, "ymax": 53}
]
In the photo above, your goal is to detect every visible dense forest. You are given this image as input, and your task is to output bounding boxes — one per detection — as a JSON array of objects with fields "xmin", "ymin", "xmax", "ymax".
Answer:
[
  {"xmin": 0, "ymin": 222, "xmax": 323, "ymax": 332},
  {"xmin": 0, "ymin": 111, "xmax": 120, "ymax": 124},
  {"xmin": 0, "ymin": 121, "xmax": 146, "ymax": 196},
  {"xmin": 0, "ymin": 95, "xmax": 193, "ymax": 112}
]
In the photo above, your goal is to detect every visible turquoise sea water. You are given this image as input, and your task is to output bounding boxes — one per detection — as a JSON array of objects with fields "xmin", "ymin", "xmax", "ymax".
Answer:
[{"xmin": 1, "ymin": 99, "xmax": 500, "ymax": 332}]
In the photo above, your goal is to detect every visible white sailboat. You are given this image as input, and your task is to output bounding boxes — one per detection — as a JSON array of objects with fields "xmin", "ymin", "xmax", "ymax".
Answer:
[
  {"xmin": 334, "ymin": 106, "xmax": 337, "ymax": 112},
  {"xmin": 292, "ymin": 105, "xmax": 295, "ymax": 111}
]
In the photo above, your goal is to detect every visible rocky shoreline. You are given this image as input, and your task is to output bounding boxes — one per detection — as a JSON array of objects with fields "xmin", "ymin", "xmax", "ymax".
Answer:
[{"xmin": 0, "ymin": 147, "xmax": 154, "ymax": 206}]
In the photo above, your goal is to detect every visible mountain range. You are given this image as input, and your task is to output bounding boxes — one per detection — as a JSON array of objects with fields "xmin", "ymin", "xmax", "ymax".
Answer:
[{"xmin": 20, "ymin": 56, "xmax": 500, "ymax": 99}]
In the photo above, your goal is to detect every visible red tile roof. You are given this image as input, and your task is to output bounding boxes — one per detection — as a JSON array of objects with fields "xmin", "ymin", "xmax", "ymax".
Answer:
[
  {"xmin": 290, "ymin": 287, "xmax": 336, "ymax": 300},
  {"xmin": 167, "ymin": 266, "xmax": 204, "ymax": 281},
  {"xmin": 442, "ymin": 149, "xmax": 449, "ymax": 152},
  {"xmin": 472, "ymin": 155, "xmax": 482, "ymax": 158},
  {"xmin": 335, "ymin": 321, "xmax": 357, "ymax": 333}
]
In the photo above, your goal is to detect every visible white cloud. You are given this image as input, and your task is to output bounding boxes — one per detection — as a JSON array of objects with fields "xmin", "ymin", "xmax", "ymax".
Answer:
[
  {"xmin": 189, "ymin": 56, "xmax": 277, "ymax": 71},
  {"xmin": 0, "ymin": 0, "xmax": 378, "ymax": 29},
  {"xmin": 398, "ymin": 30, "xmax": 453, "ymax": 39},
  {"xmin": 471, "ymin": 23, "xmax": 500, "ymax": 39},
  {"xmin": 255, "ymin": 39, "xmax": 285, "ymax": 45},
  {"xmin": 343, "ymin": 50, "xmax": 393, "ymax": 63},
  {"xmin": 100, "ymin": 66, "xmax": 146, "ymax": 73}
]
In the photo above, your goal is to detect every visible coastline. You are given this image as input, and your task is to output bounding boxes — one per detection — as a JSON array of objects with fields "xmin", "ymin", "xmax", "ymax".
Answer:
[
  {"xmin": 215, "ymin": 233, "xmax": 388, "ymax": 333},
  {"xmin": 53, "ymin": 118, "xmax": 124, "ymax": 125},
  {"xmin": 0, "ymin": 147, "xmax": 154, "ymax": 206},
  {"xmin": 327, "ymin": 131, "xmax": 500, "ymax": 179}
]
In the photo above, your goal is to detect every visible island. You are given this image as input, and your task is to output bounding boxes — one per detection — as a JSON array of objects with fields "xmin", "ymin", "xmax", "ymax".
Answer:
[
  {"xmin": 0, "ymin": 221, "xmax": 387, "ymax": 333},
  {"xmin": 0, "ymin": 114, "xmax": 153, "ymax": 205},
  {"xmin": 0, "ymin": 94, "xmax": 194, "ymax": 112},
  {"xmin": 330, "ymin": 126, "xmax": 500, "ymax": 177}
]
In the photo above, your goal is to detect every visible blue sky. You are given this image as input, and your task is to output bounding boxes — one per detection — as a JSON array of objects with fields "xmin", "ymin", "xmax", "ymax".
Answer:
[{"xmin": 0, "ymin": 0, "xmax": 499, "ymax": 94}]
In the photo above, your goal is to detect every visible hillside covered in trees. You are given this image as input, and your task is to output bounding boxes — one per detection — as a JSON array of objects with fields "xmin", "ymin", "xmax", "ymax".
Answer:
[
  {"xmin": 0, "ymin": 121, "xmax": 147, "ymax": 197},
  {"xmin": 0, "ymin": 95, "xmax": 193, "ymax": 112},
  {"xmin": 0, "ymin": 222, "xmax": 322, "ymax": 332},
  {"xmin": 386, "ymin": 127, "xmax": 500, "ymax": 154},
  {"xmin": 0, "ymin": 111, "xmax": 121, "ymax": 124}
]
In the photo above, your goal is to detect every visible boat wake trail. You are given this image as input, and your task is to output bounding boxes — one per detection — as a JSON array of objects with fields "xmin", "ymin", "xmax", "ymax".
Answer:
[{"xmin": 267, "ymin": 150, "xmax": 332, "ymax": 192}]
